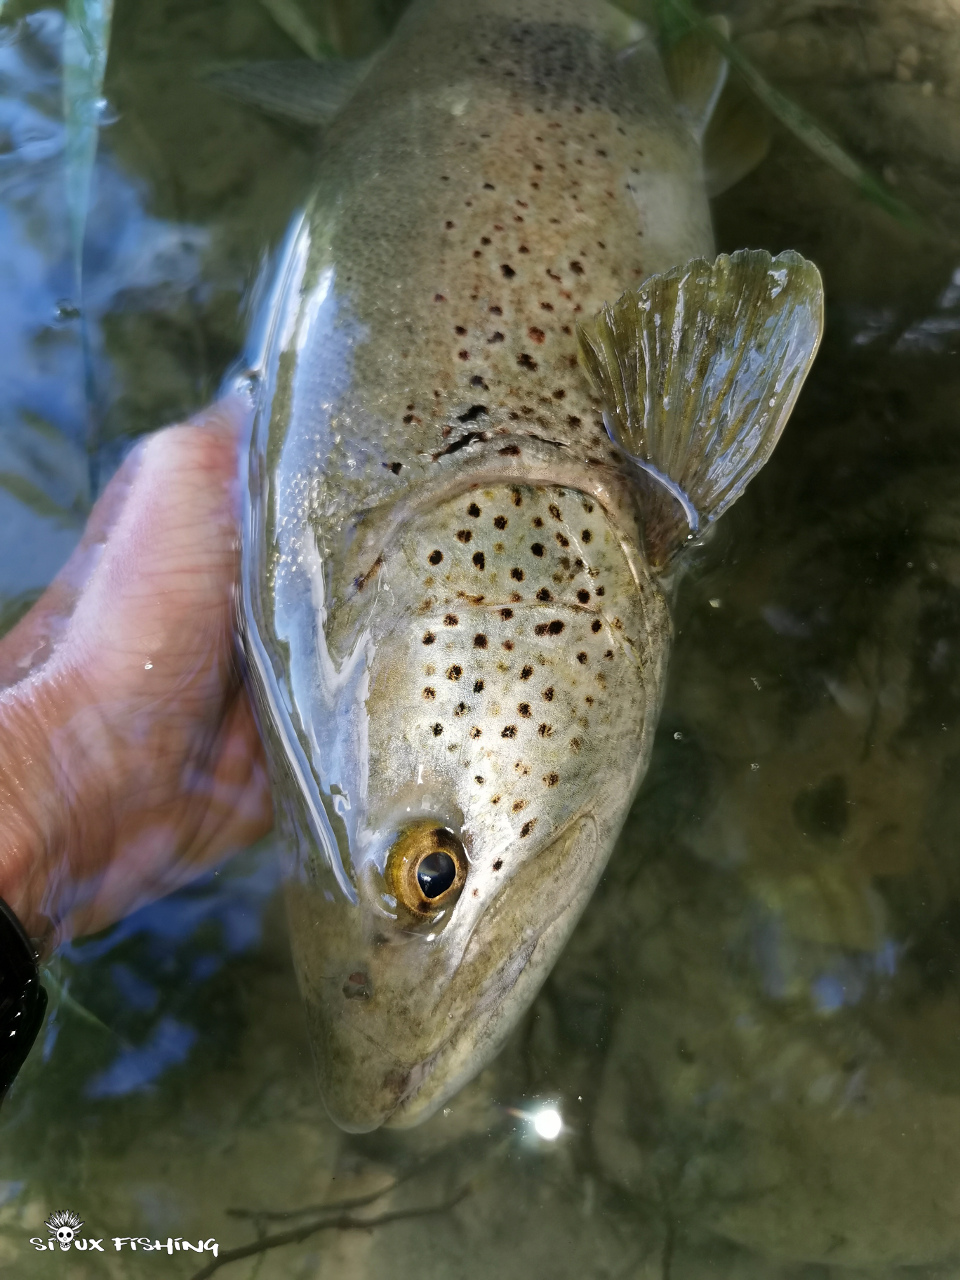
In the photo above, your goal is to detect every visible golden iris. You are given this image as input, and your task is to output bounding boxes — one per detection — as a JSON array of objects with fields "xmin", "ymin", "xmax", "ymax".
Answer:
[{"xmin": 385, "ymin": 823, "xmax": 468, "ymax": 917}]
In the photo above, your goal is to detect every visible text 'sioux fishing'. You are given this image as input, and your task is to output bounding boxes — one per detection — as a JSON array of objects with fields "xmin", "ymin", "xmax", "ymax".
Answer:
[{"xmin": 236, "ymin": 0, "xmax": 824, "ymax": 1131}]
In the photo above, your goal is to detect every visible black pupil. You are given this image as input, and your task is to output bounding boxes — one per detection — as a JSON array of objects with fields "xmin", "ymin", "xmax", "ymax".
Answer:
[{"xmin": 417, "ymin": 851, "xmax": 457, "ymax": 898}]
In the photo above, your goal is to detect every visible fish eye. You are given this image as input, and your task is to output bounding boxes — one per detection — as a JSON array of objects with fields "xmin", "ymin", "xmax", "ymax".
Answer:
[{"xmin": 385, "ymin": 823, "xmax": 468, "ymax": 918}]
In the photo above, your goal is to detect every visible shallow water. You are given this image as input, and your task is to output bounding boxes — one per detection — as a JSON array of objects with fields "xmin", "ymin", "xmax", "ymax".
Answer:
[{"xmin": 1, "ymin": 0, "xmax": 960, "ymax": 1275}]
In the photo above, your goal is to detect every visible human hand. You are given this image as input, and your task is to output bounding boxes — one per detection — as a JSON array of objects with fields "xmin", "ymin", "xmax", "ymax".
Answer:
[{"xmin": 0, "ymin": 399, "xmax": 272, "ymax": 950}]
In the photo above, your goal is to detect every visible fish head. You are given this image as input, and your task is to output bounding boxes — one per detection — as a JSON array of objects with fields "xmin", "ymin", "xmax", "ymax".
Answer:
[{"xmin": 274, "ymin": 481, "xmax": 670, "ymax": 1131}]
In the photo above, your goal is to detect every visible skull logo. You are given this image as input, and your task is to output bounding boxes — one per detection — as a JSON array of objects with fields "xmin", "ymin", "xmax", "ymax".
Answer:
[{"xmin": 44, "ymin": 1210, "xmax": 84, "ymax": 1251}]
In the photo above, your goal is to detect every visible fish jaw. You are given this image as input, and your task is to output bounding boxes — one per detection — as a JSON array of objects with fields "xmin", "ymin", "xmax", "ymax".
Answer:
[{"xmin": 262, "ymin": 481, "xmax": 670, "ymax": 1130}]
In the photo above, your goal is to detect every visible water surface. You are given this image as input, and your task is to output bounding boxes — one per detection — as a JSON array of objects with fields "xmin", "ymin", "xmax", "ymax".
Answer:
[{"xmin": 1, "ymin": 0, "xmax": 959, "ymax": 1275}]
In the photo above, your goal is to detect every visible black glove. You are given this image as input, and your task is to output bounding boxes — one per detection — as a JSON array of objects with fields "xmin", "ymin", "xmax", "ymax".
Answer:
[{"xmin": 0, "ymin": 898, "xmax": 47, "ymax": 1105}]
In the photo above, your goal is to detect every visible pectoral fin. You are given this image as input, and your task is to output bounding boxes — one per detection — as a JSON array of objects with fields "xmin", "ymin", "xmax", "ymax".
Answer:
[
  {"xmin": 663, "ymin": 16, "xmax": 730, "ymax": 141},
  {"xmin": 577, "ymin": 249, "xmax": 824, "ymax": 569},
  {"xmin": 203, "ymin": 58, "xmax": 371, "ymax": 127},
  {"xmin": 703, "ymin": 78, "xmax": 773, "ymax": 195}
]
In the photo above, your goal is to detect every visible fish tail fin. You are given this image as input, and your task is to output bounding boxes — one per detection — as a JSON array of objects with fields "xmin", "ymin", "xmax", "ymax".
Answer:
[{"xmin": 577, "ymin": 249, "xmax": 824, "ymax": 570}]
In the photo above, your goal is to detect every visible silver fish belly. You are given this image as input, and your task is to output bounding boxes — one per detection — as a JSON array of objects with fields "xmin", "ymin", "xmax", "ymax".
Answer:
[{"xmin": 239, "ymin": 0, "xmax": 823, "ymax": 1132}]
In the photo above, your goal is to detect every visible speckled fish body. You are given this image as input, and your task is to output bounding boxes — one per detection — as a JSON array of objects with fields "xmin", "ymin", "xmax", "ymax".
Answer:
[{"xmin": 239, "ymin": 0, "xmax": 783, "ymax": 1132}]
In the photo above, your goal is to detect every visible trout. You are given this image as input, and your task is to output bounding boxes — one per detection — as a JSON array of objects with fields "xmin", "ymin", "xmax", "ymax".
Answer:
[{"xmin": 237, "ymin": 0, "xmax": 823, "ymax": 1131}]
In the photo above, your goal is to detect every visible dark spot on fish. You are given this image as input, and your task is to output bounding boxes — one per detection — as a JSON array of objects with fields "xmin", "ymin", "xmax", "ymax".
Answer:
[
  {"xmin": 518, "ymin": 703, "xmax": 531, "ymax": 717},
  {"xmin": 423, "ymin": 687, "xmax": 436, "ymax": 699},
  {"xmin": 511, "ymin": 567, "xmax": 524, "ymax": 581},
  {"xmin": 556, "ymin": 532, "xmax": 570, "ymax": 547},
  {"xmin": 454, "ymin": 702, "xmax": 467, "ymax": 716},
  {"xmin": 473, "ymin": 551, "xmax": 486, "ymax": 570},
  {"xmin": 501, "ymin": 264, "xmax": 516, "ymax": 278},
  {"xmin": 518, "ymin": 353, "xmax": 538, "ymax": 371},
  {"xmin": 578, "ymin": 590, "xmax": 590, "ymax": 604},
  {"xmin": 567, "ymin": 414, "xmax": 581, "ymax": 426},
  {"xmin": 570, "ymin": 261, "xmax": 584, "ymax": 276},
  {"xmin": 500, "ymin": 607, "xmax": 514, "ymax": 620},
  {"xmin": 499, "ymin": 443, "xmax": 521, "ymax": 456},
  {"xmin": 533, "ymin": 516, "xmax": 544, "ymax": 528},
  {"xmin": 493, "ymin": 858, "xmax": 503, "ymax": 871},
  {"xmin": 531, "ymin": 543, "xmax": 545, "ymax": 557},
  {"xmin": 489, "ymin": 331, "xmax": 505, "ymax": 343},
  {"xmin": 432, "ymin": 723, "xmax": 443, "ymax": 736},
  {"xmin": 502, "ymin": 725, "xmax": 517, "ymax": 738},
  {"xmin": 447, "ymin": 665, "xmax": 462, "ymax": 681},
  {"xmin": 434, "ymin": 293, "xmax": 446, "ymax": 302},
  {"xmin": 528, "ymin": 327, "xmax": 545, "ymax": 344},
  {"xmin": 552, "ymin": 389, "xmax": 565, "ymax": 400},
  {"xmin": 512, "ymin": 490, "xmax": 523, "ymax": 507},
  {"xmin": 520, "ymin": 665, "xmax": 533, "ymax": 680},
  {"xmin": 474, "ymin": 633, "xmax": 488, "ymax": 648},
  {"xmin": 470, "ymin": 375, "xmax": 487, "ymax": 389},
  {"xmin": 474, "ymin": 679, "xmax": 484, "ymax": 692},
  {"xmin": 577, "ymin": 652, "xmax": 587, "ymax": 664},
  {"xmin": 470, "ymin": 726, "xmax": 482, "ymax": 738},
  {"xmin": 503, "ymin": 639, "xmax": 514, "ymax": 651},
  {"xmin": 571, "ymin": 737, "xmax": 582, "ymax": 751},
  {"xmin": 455, "ymin": 325, "xmax": 467, "ymax": 336},
  {"xmin": 423, "ymin": 632, "xmax": 436, "ymax": 645},
  {"xmin": 353, "ymin": 553, "xmax": 383, "ymax": 592},
  {"xmin": 484, "ymin": 181, "xmax": 495, "ymax": 189},
  {"xmin": 467, "ymin": 502, "xmax": 482, "ymax": 517},
  {"xmin": 582, "ymin": 529, "xmax": 593, "ymax": 543},
  {"xmin": 512, "ymin": 800, "xmax": 526, "ymax": 813},
  {"xmin": 541, "ymin": 301, "xmax": 554, "ymax": 311},
  {"xmin": 492, "ymin": 795, "xmax": 501, "ymax": 805},
  {"xmin": 384, "ymin": 461, "xmax": 403, "ymax": 474},
  {"xmin": 458, "ymin": 404, "xmax": 488, "ymax": 423},
  {"xmin": 596, "ymin": 586, "xmax": 605, "ymax": 596},
  {"xmin": 543, "ymin": 687, "xmax": 554, "ymax": 700},
  {"xmin": 475, "ymin": 776, "xmax": 484, "ymax": 785},
  {"xmin": 457, "ymin": 529, "xmax": 473, "ymax": 543},
  {"xmin": 433, "ymin": 430, "xmax": 487, "ymax": 459},
  {"xmin": 493, "ymin": 514, "xmax": 507, "ymax": 530},
  {"xmin": 545, "ymin": 772, "xmax": 558, "ymax": 785},
  {"xmin": 489, "ymin": 304, "xmax": 502, "ymax": 314},
  {"xmin": 520, "ymin": 820, "xmax": 536, "ymax": 837},
  {"xmin": 458, "ymin": 349, "xmax": 470, "ymax": 360},
  {"xmin": 536, "ymin": 588, "xmax": 552, "ymax": 602}
]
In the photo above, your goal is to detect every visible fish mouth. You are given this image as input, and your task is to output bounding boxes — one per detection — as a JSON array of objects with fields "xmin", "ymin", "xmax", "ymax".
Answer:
[{"xmin": 305, "ymin": 812, "xmax": 601, "ymax": 1133}]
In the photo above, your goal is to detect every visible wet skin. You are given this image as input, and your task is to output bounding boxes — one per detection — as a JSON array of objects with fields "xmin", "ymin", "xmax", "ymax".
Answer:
[{"xmin": 0, "ymin": 400, "xmax": 272, "ymax": 950}]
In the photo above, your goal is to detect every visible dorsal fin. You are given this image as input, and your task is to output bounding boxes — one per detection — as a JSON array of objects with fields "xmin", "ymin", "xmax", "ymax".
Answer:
[
  {"xmin": 203, "ymin": 58, "xmax": 371, "ymax": 128},
  {"xmin": 663, "ymin": 15, "xmax": 730, "ymax": 141},
  {"xmin": 577, "ymin": 249, "xmax": 824, "ymax": 570}
]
